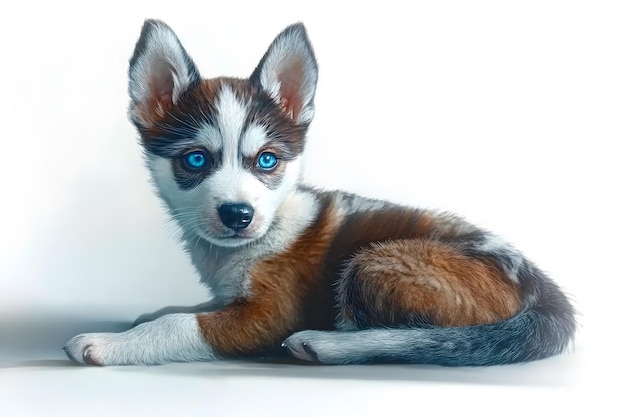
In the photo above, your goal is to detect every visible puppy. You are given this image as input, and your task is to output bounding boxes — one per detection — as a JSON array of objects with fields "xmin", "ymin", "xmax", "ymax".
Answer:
[{"xmin": 64, "ymin": 20, "xmax": 576, "ymax": 366}]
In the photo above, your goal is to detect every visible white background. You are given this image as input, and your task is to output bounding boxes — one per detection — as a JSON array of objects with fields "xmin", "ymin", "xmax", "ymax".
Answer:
[{"xmin": 0, "ymin": 0, "xmax": 624, "ymax": 415}]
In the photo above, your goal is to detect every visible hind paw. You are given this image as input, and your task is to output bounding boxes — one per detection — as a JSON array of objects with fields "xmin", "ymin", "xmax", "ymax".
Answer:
[{"xmin": 282, "ymin": 330, "xmax": 340, "ymax": 363}]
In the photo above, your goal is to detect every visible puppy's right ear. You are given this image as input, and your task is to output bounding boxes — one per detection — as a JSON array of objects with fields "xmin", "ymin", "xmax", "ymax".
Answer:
[{"xmin": 128, "ymin": 20, "xmax": 200, "ymax": 127}]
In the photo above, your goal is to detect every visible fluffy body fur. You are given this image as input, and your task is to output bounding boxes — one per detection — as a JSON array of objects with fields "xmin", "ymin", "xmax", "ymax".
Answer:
[{"xmin": 64, "ymin": 20, "xmax": 576, "ymax": 366}]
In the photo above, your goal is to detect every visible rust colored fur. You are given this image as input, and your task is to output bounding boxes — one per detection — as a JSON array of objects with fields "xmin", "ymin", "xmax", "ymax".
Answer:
[
  {"xmin": 198, "ymin": 197, "xmax": 342, "ymax": 356},
  {"xmin": 340, "ymin": 240, "xmax": 522, "ymax": 327}
]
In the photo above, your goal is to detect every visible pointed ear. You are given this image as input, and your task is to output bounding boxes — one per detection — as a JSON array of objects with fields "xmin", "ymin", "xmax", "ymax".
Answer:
[
  {"xmin": 128, "ymin": 19, "xmax": 200, "ymax": 127},
  {"xmin": 250, "ymin": 23, "xmax": 318, "ymax": 125}
]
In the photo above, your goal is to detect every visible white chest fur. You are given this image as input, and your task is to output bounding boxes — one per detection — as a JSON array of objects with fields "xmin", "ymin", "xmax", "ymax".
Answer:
[{"xmin": 184, "ymin": 189, "xmax": 321, "ymax": 303}]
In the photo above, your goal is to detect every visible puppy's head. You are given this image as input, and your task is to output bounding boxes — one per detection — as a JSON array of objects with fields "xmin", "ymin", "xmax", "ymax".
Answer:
[{"xmin": 128, "ymin": 20, "xmax": 318, "ymax": 248}]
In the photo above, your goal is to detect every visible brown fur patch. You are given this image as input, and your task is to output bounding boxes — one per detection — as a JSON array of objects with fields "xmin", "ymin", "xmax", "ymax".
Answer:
[
  {"xmin": 133, "ymin": 93, "xmax": 173, "ymax": 127},
  {"xmin": 197, "ymin": 195, "xmax": 341, "ymax": 357},
  {"xmin": 341, "ymin": 239, "xmax": 522, "ymax": 327},
  {"xmin": 323, "ymin": 205, "xmax": 437, "ymax": 275}
]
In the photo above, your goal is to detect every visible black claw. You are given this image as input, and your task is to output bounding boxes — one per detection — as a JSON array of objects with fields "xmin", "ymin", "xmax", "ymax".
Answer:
[{"xmin": 301, "ymin": 342, "xmax": 319, "ymax": 362}]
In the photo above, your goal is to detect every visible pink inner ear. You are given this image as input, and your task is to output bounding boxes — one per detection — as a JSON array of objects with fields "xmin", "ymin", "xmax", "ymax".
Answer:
[
  {"xmin": 278, "ymin": 58, "xmax": 304, "ymax": 120},
  {"xmin": 145, "ymin": 61, "xmax": 176, "ymax": 119}
]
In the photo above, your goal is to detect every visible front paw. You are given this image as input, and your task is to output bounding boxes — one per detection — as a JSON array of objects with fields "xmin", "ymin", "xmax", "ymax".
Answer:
[{"xmin": 63, "ymin": 333, "xmax": 121, "ymax": 366}]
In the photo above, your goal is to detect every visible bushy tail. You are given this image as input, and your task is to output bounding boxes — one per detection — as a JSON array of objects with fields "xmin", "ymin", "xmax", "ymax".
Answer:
[
  {"xmin": 286, "ymin": 272, "xmax": 576, "ymax": 366},
  {"xmin": 390, "ymin": 302, "xmax": 575, "ymax": 366}
]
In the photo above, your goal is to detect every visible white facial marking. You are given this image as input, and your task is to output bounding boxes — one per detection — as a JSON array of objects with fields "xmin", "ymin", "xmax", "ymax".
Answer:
[
  {"xmin": 216, "ymin": 86, "xmax": 248, "ymax": 168},
  {"xmin": 196, "ymin": 123, "xmax": 223, "ymax": 152},
  {"xmin": 241, "ymin": 124, "xmax": 269, "ymax": 157}
]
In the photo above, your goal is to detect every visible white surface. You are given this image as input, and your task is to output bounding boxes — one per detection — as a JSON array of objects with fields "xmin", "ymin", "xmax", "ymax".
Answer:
[{"xmin": 0, "ymin": 0, "xmax": 623, "ymax": 415}]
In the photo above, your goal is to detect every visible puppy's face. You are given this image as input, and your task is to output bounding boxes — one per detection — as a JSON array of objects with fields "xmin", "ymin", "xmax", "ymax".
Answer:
[
  {"xmin": 128, "ymin": 21, "xmax": 318, "ymax": 247},
  {"xmin": 143, "ymin": 78, "xmax": 307, "ymax": 247}
]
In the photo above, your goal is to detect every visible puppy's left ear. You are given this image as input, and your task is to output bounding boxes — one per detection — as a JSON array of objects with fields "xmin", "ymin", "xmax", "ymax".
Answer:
[{"xmin": 251, "ymin": 23, "xmax": 318, "ymax": 125}]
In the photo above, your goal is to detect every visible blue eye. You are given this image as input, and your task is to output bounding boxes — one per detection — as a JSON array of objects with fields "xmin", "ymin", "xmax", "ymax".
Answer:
[
  {"xmin": 183, "ymin": 151, "xmax": 207, "ymax": 170},
  {"xmin": 257, "ymin": 152, "xmax": 278, "ymax": 170}
]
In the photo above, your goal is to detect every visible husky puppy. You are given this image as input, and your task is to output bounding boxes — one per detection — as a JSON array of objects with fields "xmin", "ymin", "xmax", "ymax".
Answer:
[{"xmin": 64, "ymin": 20, "xmax": 575, "ymax": 366}]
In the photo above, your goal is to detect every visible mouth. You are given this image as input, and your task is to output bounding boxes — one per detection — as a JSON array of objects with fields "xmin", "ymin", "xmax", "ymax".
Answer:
[
  {"xmin": 197, "ymin": 229, "xmax": 259, "ymax": 248},
  {"xmin": 224, "ymin": 232, "xmax": 254, "ymax": 240},
  {"xmin": 190, "ymin": 213, "xmax": 268, "ymax": 248},
  {"xmin": 213, "ymin": 235, "xmax": 257, "ymax": 248}
]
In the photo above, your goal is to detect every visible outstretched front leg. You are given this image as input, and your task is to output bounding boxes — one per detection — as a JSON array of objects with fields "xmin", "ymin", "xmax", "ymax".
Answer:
[
  {"xmin": 64, "ymin": 297, "xmax": 296, "ymax": 366},
  {"xmin": 64, "ymin": 313, "xmax": 213, "ymax": 365}
]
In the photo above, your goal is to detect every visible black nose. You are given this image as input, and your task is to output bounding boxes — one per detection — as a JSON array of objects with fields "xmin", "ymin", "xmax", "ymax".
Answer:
[{"xmin": 218, "ymin": 203, "xmax": 254, "ymax": 230}]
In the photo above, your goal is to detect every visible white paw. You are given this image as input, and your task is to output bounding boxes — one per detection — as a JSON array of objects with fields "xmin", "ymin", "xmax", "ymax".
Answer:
[{"xmin": 63, "ymin": 333, "xmax": 124, "ymax": 366}]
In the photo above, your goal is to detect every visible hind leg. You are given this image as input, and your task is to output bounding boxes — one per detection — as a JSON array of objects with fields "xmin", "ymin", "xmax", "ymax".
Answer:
[
  {"xmin": 336, "ymin": 239, "xmax": 522, "ymax": 329},
  {"xmin": 284, "ymin": 239, "xmax": 521, "ymax": 362}
]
